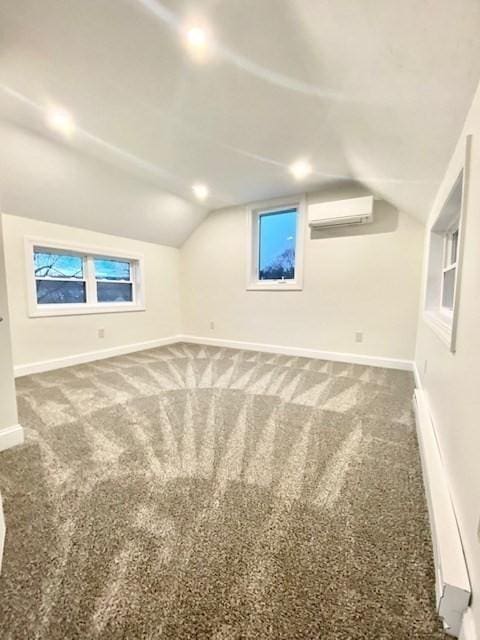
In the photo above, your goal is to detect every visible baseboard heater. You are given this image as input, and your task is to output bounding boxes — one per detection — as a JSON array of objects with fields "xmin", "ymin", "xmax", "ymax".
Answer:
[
  {"xmin": 413, "ymin": 390, "xmax": 471, "ymax": 637},
  {"xmin": 0, "ymin": 493, "xmax": 5, "ymax": 574}
]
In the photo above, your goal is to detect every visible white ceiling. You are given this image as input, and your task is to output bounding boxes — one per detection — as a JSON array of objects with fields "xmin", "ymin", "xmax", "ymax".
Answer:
[{"xmin": 1, "ymin": 0, "xmax": 480, "ymax": 244}]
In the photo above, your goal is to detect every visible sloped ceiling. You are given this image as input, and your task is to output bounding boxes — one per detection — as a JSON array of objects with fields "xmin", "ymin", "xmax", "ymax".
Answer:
[{"xmin": 1, "ymin": 0, "xmax": 480, "ymax": 245}]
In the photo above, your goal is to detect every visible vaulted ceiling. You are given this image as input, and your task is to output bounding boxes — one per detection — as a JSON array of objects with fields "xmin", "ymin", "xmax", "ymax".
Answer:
[{"xmin": 1, "ymin": 0, "xmax": 480, "ymax": 245}]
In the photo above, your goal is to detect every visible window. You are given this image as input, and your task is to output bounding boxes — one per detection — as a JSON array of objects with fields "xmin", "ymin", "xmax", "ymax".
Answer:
[
  {"xmin": 34, "ymin": 251, "xmax": 86, "ymax": 304},
  {"xmin": 26, "ymin": 238, "xmax": 144, "ymax": 317},
  {"xmin": 258, "ymin": 209, "xmax": 297, "ymax": 281},
  {"xmin": 247, "ymin": 198, "xmax": 305, "ymax": 290},
  {"xmin": 424, "ymin": 136, "xmax": 470, "ymax": 353},
  {"xmin": 94, "ymin": 258, "xmax": 133, "ymax": 303},
  {"xmin": 440, "ymin": 223, "xmax": 458, "ymax": 314}
]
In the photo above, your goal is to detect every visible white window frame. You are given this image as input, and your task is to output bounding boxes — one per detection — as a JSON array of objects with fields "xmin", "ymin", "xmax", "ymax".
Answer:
[
  {"xmin": 423, "ymin": 135, "xmax": 471, "ymax": 353},
  {"xmin": 25, "ymin": 236, "xmax": 146, "ymax": 317},
  {"xmin": 246, "ymin": 195, "xmax": 305, "ymax": 291},
  {"xmin": 439, "ymin": 221, "xmax": 459, "ymax": 320}
]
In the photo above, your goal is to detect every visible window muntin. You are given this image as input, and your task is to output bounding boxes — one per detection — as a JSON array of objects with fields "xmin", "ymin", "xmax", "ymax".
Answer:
[
  {"xmin": 27, "ymin": 240, "xmax": 144, "ymax": 316},
  {"xmin": 258, "ymin": 209, "xmax": 297, "ymax": 281}
]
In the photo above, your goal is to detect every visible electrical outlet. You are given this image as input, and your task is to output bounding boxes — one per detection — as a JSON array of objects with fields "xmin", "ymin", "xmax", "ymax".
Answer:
[
  {"xmin": 355, "ymin": 331, "xmax": 363, "ymax": 343},
  {"xmin": 98, "ymin": 328, "xmax": 105, "ymax": 339},
  {"xmin": 210, "ymin": 321, "xmax": 215, "ymax": 331}
]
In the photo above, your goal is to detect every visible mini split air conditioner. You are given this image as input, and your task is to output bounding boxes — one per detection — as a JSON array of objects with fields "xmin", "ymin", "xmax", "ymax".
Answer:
[{"xmin": 308, "ymin": 195, "xmax": 374, "ymax": 228}]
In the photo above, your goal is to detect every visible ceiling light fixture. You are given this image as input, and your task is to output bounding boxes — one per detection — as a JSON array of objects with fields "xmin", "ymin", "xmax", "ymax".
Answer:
[
  {"xmin": 192, "ymin": 183, "xmax": 209, "ymax": 200},
  {"xmin": 289, "ymin": 160, "xmax": 313, "ymax": 180},
  {"xmin": 186, "ymin": 26, "xmax": 207, "ymax": 49},
  {"xmin": 46, "ymin": 107, "xmax": 75, "ymax": 137}
]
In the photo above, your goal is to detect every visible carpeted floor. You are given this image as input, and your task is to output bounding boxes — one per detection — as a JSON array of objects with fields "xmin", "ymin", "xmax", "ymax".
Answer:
[{"xmin": 0, "ymin": 343, "xmax": 445, "ymax": 639}]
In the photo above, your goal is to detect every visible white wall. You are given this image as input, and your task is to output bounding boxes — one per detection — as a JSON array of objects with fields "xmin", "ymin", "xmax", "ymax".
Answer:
[
  {"xmin": 0, "ymin": 217, "xmax": 18, "ymax": 573},
  {"xmin": 180, "ymin": 187, "xmax": 424, "ymax": 361},
  {"xmin": 0, "ymin": 215, "xmax": 18, "ymax": 428},
  {"xmin": 2, "ymin": 214, "xmax": 181, "ymax": 372},
  {"xmin": 415, "ymin": 81, "xmax": 480, "ymax": 638}
]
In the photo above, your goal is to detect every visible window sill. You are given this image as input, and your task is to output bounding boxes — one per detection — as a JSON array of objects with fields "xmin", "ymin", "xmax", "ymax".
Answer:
[
  {"xmin": 29, "ymin": 304, "xmax": 146, "ymax": 318},
  {"xmin": 247, "ymin": 281, "xmax": 303, "ymax": 291},
  {"xmin": 423, "ymin": 310, "xmax": 453, "ymax": 348}
]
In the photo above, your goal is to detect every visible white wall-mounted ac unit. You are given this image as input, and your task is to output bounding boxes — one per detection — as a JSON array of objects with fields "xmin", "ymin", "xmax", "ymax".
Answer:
[{"xmin": 308, "ymin": 195, "xmax": 374, "ymax": 228}]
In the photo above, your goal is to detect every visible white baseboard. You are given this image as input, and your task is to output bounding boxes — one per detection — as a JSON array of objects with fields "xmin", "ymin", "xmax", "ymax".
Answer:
[
  {"xmin": 13, "ymin": 333, "xmax": 414, "ymax": 377},
  {"xmin": 413, "ymin": 389, "xmax": 471, "ymax": 637},
  {"xmin": 0, "ymin": 424, "xmax": 24, "ymax": 452},
  {"xmin": 14, "ymin": 336, "xmax": 181, "ymax": 377},
  {"xmin": 413, "ymin": 361, "xmax": 422, "ymax": 389},
  {"xmin": 178, "ymin": 334, "xmax": 414, "ymax": 371},
  {"xmin": 460, "ymin": 609, "xmax": 478, "ymax": 640}
]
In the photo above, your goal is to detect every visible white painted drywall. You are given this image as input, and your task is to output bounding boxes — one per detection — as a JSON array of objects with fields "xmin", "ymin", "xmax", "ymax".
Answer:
[
  {"xmin": 415, "ymin": 80, "xmax": 480, "ymax": 639},
  {"xmin": 0, "ymin": 121, "xmax": 206, "ymax": 247},
  {"xmin": 0, "ymin": 215, "xmax": 18, "ymax": 573},
  {"xmin": 0, "ymin": 214, "xmax": 18, "ymax": 428},
  {"xmin": 180, "ymin": 186, "xmax": 424, "ymax": 360},
  {"xmin": 2, "ymin": 214, "xmax": 181, "ymax": 370}
]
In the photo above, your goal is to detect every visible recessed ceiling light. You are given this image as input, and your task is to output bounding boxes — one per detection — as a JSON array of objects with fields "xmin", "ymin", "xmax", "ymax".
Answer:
[
  {"xmin": 192, "ymin": 183, "xmax": 209, "ymax": 200},
  {"xmin": 289, "ymin": 160, "xmax": 313, "ymax": 180},
  {"xmin": 186, "ymin": 26, "xmax": 207, "ymax": 49},
  {"xmin": 46, "ymin": 107, "xmax": 75, "ymax": 136}
]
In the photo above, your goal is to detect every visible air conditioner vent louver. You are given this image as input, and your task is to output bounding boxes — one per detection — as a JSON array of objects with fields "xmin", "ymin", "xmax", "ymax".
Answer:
[{"xmin": 308, "ymin": 195, "xmax": 374, "ymax": 229}]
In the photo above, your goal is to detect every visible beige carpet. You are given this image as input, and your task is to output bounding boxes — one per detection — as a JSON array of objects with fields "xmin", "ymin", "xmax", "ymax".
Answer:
[{"xmin": 0, "ymin": 343, "xmax": 445, "ymax": 639}]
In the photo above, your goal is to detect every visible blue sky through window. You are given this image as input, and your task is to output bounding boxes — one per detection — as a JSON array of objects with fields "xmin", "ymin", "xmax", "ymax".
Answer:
[
  {"xmin": 33, "ymin": 249, "xmax": 134, "ymax": 305},
  {"xmin": 259, "ymin": 208, "xmax": 297, "ymax": 280},
  {"xmin": 94, "ymin": 258, "xmax": 130, "ymax": 281},
  {"xmin": 34, "ymin": 251, "xmax": 83, "ymax": 279}
]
